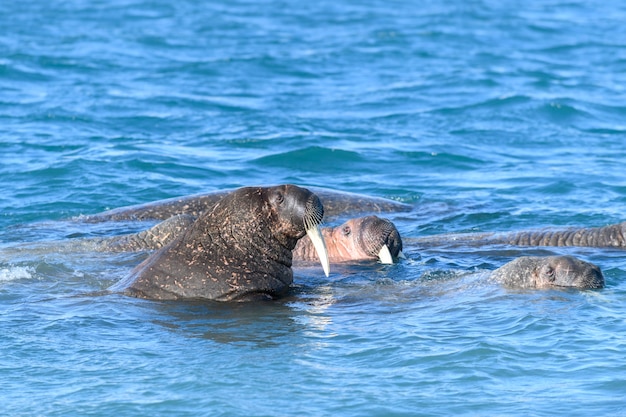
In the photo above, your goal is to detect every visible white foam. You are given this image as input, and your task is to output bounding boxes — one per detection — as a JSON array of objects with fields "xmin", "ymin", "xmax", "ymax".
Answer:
[{"xmin": 0, "ymin": 265, "xmax": 35, "ymax": 282}]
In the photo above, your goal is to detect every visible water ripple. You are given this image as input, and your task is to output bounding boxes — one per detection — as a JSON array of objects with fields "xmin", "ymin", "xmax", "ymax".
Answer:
[{"xmin": 3, "ymin": 0, "xmax": 626, "ymax": 415}]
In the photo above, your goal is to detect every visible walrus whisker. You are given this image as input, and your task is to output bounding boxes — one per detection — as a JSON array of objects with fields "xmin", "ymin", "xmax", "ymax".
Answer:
[{"xmin": 302, "ymin": 195, "xmax": 330, "ymax": 277}]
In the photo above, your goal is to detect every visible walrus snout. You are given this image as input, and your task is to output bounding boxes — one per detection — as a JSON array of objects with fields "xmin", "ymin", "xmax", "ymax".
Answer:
[
  {"xmin": 359, "ymin": 216, "xmax": 404, "ymax": 264},
  {"xmin": 581, "ymin": 267, "xmax": 605, "ymax": 289},
  {"xmin": 552, "ymin": 256, "xmax": 605, "ymax": 289},
  {"xmin": 304, "ymin": 193, "xmax": 325, "ymax": 229}
]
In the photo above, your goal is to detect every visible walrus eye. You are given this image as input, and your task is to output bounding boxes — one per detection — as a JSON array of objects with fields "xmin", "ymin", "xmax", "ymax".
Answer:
[
  {"xmin": 545, "ymin": 267, "xmax": 556, "ymax": 281},
  {"xmin": 273, "ymin": 191, "xmax": 284, "ymax": 205},
  {"xmin": 342, "ymin": 226, "xmax": 351, "ymax": 236}
]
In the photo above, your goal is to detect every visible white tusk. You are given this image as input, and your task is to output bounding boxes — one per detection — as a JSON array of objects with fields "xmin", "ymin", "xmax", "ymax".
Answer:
[
  {"xmin": 306, "ymin": 225, "xmax": 330, "ymax": 277},
  {"xmin": 378, "ymin": 244, "xmax": 394, "ymax": 264},
  {"xmin": 398, "ymin": 251, "xmax": 406, "ymax": 259}
]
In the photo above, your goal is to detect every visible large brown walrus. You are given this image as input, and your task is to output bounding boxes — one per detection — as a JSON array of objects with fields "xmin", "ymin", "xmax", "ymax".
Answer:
[{"xmin": 109, "ymin": 184, "xmax": 330, "ymax": 301}]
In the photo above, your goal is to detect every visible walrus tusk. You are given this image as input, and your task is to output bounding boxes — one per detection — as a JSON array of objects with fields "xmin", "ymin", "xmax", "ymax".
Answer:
[
  {"xmin": 377, "ymin": 244, "xmax": 394, "ymax": 264},
  {"xmin": 306, "ymin": 225, "xmax": 330, "ymax": 277}
]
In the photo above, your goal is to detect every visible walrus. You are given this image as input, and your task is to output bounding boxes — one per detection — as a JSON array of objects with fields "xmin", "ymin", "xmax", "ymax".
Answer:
[
  {"xmin": 83, "ymin": 186, "xmax": 413, "ymax": 223},
  {"xmin": 294, "ymin": 215, "xmax": 403, "ymax": 264},
  {"xmin": 109, "ymin": 184, "xmax": 330, "ymax": 301},
  {"xmin": 490, "ymin": 255, "xmax": 604, "ymax": 289}
]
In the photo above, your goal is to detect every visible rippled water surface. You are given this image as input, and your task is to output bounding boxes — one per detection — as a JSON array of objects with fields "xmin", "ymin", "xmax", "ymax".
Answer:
[{"xmin": 2, "ymin": 1, "xmax": 626, "ymax": 416}]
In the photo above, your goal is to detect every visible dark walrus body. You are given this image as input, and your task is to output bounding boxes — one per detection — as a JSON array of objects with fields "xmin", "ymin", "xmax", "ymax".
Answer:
[{"xmin": 110, "ymin": 184, "xmax": 329, "ymax": 301}]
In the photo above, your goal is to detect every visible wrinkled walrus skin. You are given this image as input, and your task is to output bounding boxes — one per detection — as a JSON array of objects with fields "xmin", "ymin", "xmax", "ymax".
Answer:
[
  {"xmin": 490, "ymin": 255, "xmax": 604, "ymax": 289},
  {"xmin": 409, "ymin": 222, "xmax": 626, "ymax": 250},
  {"xmin": 110, "ymin": 185, "xmax": 329, "ymax": 302}
]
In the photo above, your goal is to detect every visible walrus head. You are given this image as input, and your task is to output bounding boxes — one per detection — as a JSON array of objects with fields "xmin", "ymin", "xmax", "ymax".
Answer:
[
  {"xmin": 262, "ymin": 185, "xmax": 330, "ymax": 276},
  {"xmin": 331, "ymin": 216, "xmax": 403, "ymax": 264},
  {"xmin": 491, "ymin": 255, "xmax": 604, "ymax": 290},
  {"xmin": 121, "ymin": 184, "xmax": 330, "ymax": 301},
  {"xmin": 533, "ymin": 255, "xmax": 604, "ymax": 289},
  {"xmin": 292, "ymin": 215, "xmax": 403, "ymax": 265}
]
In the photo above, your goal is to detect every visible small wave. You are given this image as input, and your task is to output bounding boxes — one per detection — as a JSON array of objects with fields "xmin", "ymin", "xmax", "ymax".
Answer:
[
  {"xmin": 0, "ymin": 265, "xmax": 35, "ymax": 282},
  {"xmin": 253, "ymin": 146, "xmax": 366, "ymax": 172}
]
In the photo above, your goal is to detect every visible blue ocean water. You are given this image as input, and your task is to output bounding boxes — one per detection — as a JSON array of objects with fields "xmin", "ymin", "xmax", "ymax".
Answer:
[{"xmin": 2, "ymin": 0, "xmax": 626, "ymax": 415}]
